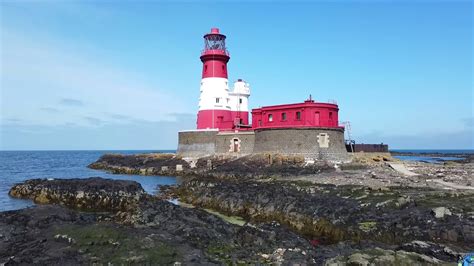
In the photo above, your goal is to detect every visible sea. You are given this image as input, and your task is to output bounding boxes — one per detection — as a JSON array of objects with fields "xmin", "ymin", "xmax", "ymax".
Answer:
[
  {"xmin": 0, "ymin": 150, "xmax": 178, "ymax": 212},
  {"xmin": 0, "ymin": 149, "xmax": 472, "ymax": 212},
  {"xmin": 391, "ymin": 149, "xmax": 473, "ymax": 164}
]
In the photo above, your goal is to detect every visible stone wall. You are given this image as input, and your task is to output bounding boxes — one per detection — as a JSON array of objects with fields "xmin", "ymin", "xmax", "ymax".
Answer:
[
  {"xmin": 178, "ymin": 127, "xmax": 349, "ymax": 162},
  {"xmin": 351, "ymin": 144, "xmax": 389, "ymax": 153},
  {"xmin": 177, "ymin": 130, "xmax": 218, "ymax": 157},
  {"xmin": 215, "ymin": 131, "xmax": 255, "ymax": 155},
  {"xmin": 253, "ymin": 127, "xmax": 349, "ymax": 162}
]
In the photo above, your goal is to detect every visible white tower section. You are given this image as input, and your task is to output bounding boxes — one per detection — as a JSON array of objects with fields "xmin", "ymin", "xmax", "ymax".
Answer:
[
  {"xmin": 198, "ymin": 77, "xmax": 231, "ymax": 111},
  {"xmin": 229, "ymin": 79, "xmax": 250, "ymax": 112}
]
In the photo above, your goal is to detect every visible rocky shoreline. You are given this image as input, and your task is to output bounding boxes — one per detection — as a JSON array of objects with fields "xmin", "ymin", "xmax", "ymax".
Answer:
[
  {"xmin": 89, "ymin": 152, "xmax": 473, "ymax": 190},
  {"xmin": 2, "ymin": 151, "xmax": 473, "ymax": 264},
  {"xmin": 2, "ymin": 178, "xmax": 321, "ymax": 264}
]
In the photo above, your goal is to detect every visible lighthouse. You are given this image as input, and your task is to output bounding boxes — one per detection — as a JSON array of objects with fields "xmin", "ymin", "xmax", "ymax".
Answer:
[
  {"xmin": 197, "ymin": 28, "xmax": 250, "ymax": 130},
  {"xmin": 179, "ymin": 27, "xmax": 349, "ymax": 162}
]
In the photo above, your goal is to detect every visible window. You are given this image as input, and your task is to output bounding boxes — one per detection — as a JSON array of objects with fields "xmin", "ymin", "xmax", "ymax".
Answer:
[
  {"xmin": 239, "ymin": 98, "xmax": 242, "ymax": 104},
  {"xmin": 329, "ymin": 112, "xmax": 333, "ymax": 120},
  {"xmin": 205, "ymin": 65, "xmax": 208, "ymax": 72},
  {"xmin": 281, "ymin": 113, "xmax": 287, "ymax": 121},
  {"xmin": 296, "ymin": 111, "xmax": 301, "ymax": 120},
  {"xmin": 258, "ymin": 120, "xmax": 262, "ymax": 126},
  {"xmin": 268, "ymin": 114, "xmax": 273, "ymax": 122},
  {"xmin": 216, "ymin": 98, "xmax": 220, "ymax": 104}
]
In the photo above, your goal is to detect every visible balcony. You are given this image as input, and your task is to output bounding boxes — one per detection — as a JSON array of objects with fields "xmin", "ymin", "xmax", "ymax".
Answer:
[{"xmin": 201, "ymin": 49, "xmax": 230, "ymax": 56}]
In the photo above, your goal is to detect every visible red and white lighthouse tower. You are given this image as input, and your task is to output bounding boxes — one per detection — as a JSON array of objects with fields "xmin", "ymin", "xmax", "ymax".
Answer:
[{"xmin": 197, "ymin": 28, "xmax": 250, "ymax": 130}]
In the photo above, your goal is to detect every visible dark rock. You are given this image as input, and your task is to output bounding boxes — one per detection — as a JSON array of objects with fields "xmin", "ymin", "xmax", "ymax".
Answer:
[
  {"xmin": 88, "ymin": 153, "xmax": 189, "ymax": 175},
  {"xmin": 398, "ymin": 240, "xmax": 462, "ymax": 262},
  {"xmin": 9, "ymin": 177, "xmax": 145, "ymax": 212},
  {"xmin": 169, "ymin": 178, "xmax": 474, "ymax": 253},
  {"xmin": 88, "ymin": 153, "xmax": 336, "ymax": 178}
]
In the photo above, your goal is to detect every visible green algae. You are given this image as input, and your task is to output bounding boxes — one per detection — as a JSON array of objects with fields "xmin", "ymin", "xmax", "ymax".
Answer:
[
  {"xmin": 54, "ymin": 224, "xmax": 179, "ymax": 264},
  {"xmin": 359, "ymin": 221, "xmax": 377, "ymax": 232}
]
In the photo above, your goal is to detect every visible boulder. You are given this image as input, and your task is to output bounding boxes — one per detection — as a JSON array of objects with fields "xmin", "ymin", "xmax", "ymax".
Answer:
[{"xmin": 431, "ymin": 207, "xmax": 452, "ymax": 219}]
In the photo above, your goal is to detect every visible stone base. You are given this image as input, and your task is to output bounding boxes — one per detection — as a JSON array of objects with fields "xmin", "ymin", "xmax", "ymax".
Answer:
[
  {"xmin": 177, "ymin": 127, "xmax": 349, "ymax": 162},
  {"xmin": 253, "ymin": 127, "xmax": 349, "ymax": 162}
]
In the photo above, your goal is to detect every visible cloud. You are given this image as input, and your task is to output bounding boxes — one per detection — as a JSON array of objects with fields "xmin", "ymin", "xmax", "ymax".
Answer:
[
  {"xmin": 1, "ymin": 25, "xmax": 190, "ymax": 129},
  {"xmin": 39, "ymin": 107, "xmax": 60, "ymax": 113},
  {"xmin": 463, "ymin": 117, "xmax": 474, "ymax": 128},
  {"xmin": 107, "ymin": 113, "xmax": 132, "ymax": 120},
  {"xmin": 83, "ymin": 116, "xmax": 104, "ymax": 126},
  {"xmin": 59, "ymin": 98, "xmax": 84, "ymax": 107},
  {"xmin": 5, "ymin": 118, "xmax": 22, "ymax": 123},
  {"xmin": 168, "ymin": 112, "xmax": 196, "ymax": 121},
  {"xmin": 0, "ymin": 114, "xmax": 195, "ymax": 150}
]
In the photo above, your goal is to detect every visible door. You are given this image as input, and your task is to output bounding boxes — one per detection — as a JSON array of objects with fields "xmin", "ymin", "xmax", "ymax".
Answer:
[{"xmin": 233, "ymin": 139, "xmax": 239, "ymax": 152}]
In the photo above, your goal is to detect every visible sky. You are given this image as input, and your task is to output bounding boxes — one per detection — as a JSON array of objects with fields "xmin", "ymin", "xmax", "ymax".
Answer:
[{"xmin": 0, "ymin": 1, "xmax": 472, "ymax": 150}]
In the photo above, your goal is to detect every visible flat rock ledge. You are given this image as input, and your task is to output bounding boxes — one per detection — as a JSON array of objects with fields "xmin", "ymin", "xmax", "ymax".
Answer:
[{"xmin": 9, "ymin": 177, "xmax": 145, "ymax": 212}]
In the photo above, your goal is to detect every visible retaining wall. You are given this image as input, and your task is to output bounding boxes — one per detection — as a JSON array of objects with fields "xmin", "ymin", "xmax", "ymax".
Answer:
[
  {"xmin": 177, "ymin": 130, "xmax": 218, "ymax": 157},
  {"xmin": 253, "ymin": 127, "xmax": 349, "ymax": 161},
  {"xmin": 178, "ymin": 127, "xmax": 349, "ymax": 162}
]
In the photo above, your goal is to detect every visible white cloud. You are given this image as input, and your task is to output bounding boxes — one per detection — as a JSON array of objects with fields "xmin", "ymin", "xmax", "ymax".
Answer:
[{"xmin": 1, "ymin": 26, "xmax": 189, "ymax": 127}]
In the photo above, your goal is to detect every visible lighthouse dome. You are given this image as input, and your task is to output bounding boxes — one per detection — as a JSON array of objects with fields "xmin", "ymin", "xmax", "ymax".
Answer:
[{"xmin": 233, "ymin": 79, "xmax": 250, "ymax": 95}]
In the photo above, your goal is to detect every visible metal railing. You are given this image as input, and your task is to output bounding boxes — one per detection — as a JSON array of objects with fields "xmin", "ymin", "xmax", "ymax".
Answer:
[{"xmin": 201, "ymin": 49, "xmax": 230, "ymax": 56}]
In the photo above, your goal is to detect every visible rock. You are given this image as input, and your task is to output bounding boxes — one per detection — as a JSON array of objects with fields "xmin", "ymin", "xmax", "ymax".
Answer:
[
  {"xmin": 347, "ymin": 253, "xmax": 370, "ymax": 265},
  {"xmin": 89, "ymin": 153, "xmax": 335, "ymax": 178},
  {"xmin": 325, "ymin": 248, "xmax": 447, "ymax": 265},
  {"xmin": 0, "ymin": 197, "xmax": 321, "ymax": 265},
  {"xmin": 399, "ymin": 240, "xmax": 462, "ymax": 261},
  {"xmin": 395, "ymin": 196, "xmax": 413, "ymax": 208},
  {"xmin": 431, "ymin": 207, "xmax": 452, "ymax": 219},
  {"xmin": 375, "ymin": 199, "xmax": 392, "ymax": 208},
  {"xmin": 8, "ymin": 177, "xmax": 145, "ymax": 212},
  {"xmin": 372, "ymin": 254, "xmax": 395, "ymax": 264},
  {"xmin": 88, "ymin": 153, "xmax": 188, "ymax": 175},
  {"xmin": 170, "ymin": 177, "xmax": 474, "ymax": 253}
]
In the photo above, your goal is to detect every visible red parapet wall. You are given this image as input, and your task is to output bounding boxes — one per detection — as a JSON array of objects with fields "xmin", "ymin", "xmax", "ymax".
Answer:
[{"xmin": 251, "ymin": 100, "xmax": 341, "ymax": 129}]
